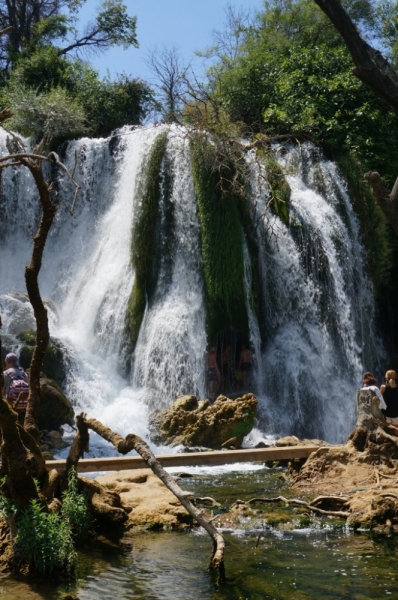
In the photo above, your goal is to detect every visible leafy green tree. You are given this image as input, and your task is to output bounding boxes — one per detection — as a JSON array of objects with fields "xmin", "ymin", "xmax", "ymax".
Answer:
[
  {"xmin": 207, "ymin": 0, "xmax": 398, "ymax": 182},
  {"xmin": 0, "ymin": 0, "xmax": 137, "ymax": 74},
  {"xmin": 2, "ymin": 29, "xmax": 154, "ymax": 138}
]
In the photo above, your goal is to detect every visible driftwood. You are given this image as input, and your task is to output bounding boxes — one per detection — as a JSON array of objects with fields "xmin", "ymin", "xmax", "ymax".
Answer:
[
  {"xmin": 74, "ymin": 414, "xmax": 225, "ymax": 577},
  {"xmin": 246, "ymin": 495, "xmax": 350, "ymax": 518}
]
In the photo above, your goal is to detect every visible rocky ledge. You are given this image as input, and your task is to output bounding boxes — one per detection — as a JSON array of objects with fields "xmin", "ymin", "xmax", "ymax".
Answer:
[{"xmin": 150, "ymin": 393, "xmax": 258, "ymax": 449}]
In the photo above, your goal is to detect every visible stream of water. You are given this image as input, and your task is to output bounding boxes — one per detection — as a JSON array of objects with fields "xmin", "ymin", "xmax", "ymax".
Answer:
[{"xmin": 0, "ymin": 465, "xmax": 395, "ymax": 600}]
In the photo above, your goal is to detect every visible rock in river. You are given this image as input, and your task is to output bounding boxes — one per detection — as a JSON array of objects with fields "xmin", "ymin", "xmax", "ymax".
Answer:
[{"xmin": 150, "ymin": 393, "xmax": 258, "ymax": 449}]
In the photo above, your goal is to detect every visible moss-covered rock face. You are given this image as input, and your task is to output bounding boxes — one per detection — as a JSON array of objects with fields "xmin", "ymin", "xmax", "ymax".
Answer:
[
  {"xmin": 16, "ymin": 330, "xmax": 68, "ymax": 385},
  {"xmin": 124, "ymin": 131, "xmax": 170, "ymax": 361},
  {"xmin": 190, "ymin": 134, "xmax": 249, "ymax": 340},
  {"xmin": 150, "ymin": 393, "xmax": 258, "ymax": 448},
  {"xmin": 335, "ymin": 152, "xmax": 391, "ymax": 291}
]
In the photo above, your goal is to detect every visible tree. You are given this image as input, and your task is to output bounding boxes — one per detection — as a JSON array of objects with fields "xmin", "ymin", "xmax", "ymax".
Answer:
[
  {"xmin": 203, "ymin": 0, "xmax": 398, "ymax": 236},
  {"xmin": 312, "ymin": 0, "xmax": 398, "ymax": 234},
  {"xmin": 145, "ymin": 45, "xmax": 189, "ymax": 122},
  {"xmin": 1, "ymin": 44, "xmax": 155, "ymax": 139},
  {"xmin": 0, "ymin": 0, "xmax": 137, "ymax": 74}
]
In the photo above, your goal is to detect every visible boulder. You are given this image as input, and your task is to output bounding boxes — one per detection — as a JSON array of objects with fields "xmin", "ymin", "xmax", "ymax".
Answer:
[
  {"xmin": 96, "ymin": 469, "xmax": 192, "ymax": 530},
  {"xmin": 17, "ymin": 330, "xmax": 69, "ymax": 385},
  {"xmin": 38, "ymin": 378, "xmax": 74, "ymax": 430},
  {"xmin": 150, "ymin": 393, "xmax": 258, "ymax": 448}
]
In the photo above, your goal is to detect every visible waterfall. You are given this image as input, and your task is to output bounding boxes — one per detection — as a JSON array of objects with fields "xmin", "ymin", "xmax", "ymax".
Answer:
[
  {"xmin": 132, "ymin": 129, "xmax": 207, "ymax": 408},
  {"xmin": 249, "ymin": 143, "xmax": 382, "ymax": 442},
  {"xmin": 0, "ymin": 127, "xmax": 383, "ymax": 447}
]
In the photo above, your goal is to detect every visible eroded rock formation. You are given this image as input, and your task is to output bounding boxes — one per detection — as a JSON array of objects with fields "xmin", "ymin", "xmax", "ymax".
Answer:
[
  {"xmin": 291, "ymin": 389, "xmax": 398, "ymax": 529},
  {"xmin": 96, "ymin": 469, "xmax": 193, "ymax": 530},
  {"xmin": 150, "ymin": 393, "xmax": 258, "ymax": 448}
]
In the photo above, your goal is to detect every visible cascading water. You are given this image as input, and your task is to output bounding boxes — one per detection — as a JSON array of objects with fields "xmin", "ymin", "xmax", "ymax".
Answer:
[
  {"xmin": 248, "ymin": 143, "xmax": 382, "ymax": 442},
  {"xmin": 0, "ymin": 127, "xmax": 383, "ymax": 449},
  {"xmin": 132, "ymin": 131, "xmax": 207, "ymax": 407}
]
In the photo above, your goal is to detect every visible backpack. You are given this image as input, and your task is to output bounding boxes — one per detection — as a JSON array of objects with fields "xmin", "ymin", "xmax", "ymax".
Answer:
[{"xmin": 7, "ymin": 370, "xmax": 29, "ymax": 411}]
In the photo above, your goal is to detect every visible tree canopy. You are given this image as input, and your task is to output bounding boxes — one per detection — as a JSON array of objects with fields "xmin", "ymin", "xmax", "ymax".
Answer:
[
  {"xmin": 204, "ymin": 0, "xmax": 398, "ymax": 182},
  {"xmin": 0, "ymin": 0, "xmax": 155, "ymax": 138}
]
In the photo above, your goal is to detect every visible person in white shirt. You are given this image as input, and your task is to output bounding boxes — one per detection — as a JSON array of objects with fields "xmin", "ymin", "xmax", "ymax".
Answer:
[{"xmin": 360, "ymin": 371, "xmax": 386, "ymax": 410}]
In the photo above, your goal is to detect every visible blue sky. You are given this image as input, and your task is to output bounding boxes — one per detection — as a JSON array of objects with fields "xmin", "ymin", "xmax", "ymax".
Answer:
[{"xmin": 76, "ymin": 1, "xmax": 264, "ymax": 81}]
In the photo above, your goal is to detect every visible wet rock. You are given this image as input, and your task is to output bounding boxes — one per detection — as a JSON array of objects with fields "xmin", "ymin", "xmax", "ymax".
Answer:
[
  {"xmin": 0, "ymin": 334, "xmax": 19, "ymax": 364},
  {"xmin": 38, "ymin": 378, "xmax": 75, "ymax": 431},
  {"xmin": 42, "ymin": 451, "xmax": 55, "ymax": 460},
  {"xmin": 96, "ymin": 469, "xmax": 193, "ymax": 530},
  {"xmin": 275, "ymin": 436, "xmax": 300, "ymax": 447},
  {"xmin": 17, "ymin": 329, "xmax": 69, "ymax": 385},
  {"xmin": 150, "ymin": 393, "xmax": 258, "ymax": 449},
  {"xmin": 47, "ymin": 430, "xmax": 65, "ymax": 449}
]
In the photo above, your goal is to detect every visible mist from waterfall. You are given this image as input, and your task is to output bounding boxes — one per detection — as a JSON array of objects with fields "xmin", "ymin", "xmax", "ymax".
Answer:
[{"xmin": 0, "ymin": 126, "xmax": 383, "ymax": 448}]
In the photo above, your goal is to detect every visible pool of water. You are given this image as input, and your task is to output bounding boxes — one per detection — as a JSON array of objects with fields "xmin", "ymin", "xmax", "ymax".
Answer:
[{"xmin": 1, "ymin": 467, "xmax": 397, "ymax": 599}]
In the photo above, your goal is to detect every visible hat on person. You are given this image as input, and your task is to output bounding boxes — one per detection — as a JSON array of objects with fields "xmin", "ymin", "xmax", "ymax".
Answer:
[{"xmin": 5, "ymin": 353, "xmax": 19, "ymax": 367}]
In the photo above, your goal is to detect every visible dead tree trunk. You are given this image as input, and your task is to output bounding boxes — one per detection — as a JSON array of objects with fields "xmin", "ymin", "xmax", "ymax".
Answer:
[
  {"xmin": 21, "ymin": 158, "xmax": 57, "ymax": 445},
  {"xmin": 73, "ymin": 415, "xmax": 226, "ymax": 578}
]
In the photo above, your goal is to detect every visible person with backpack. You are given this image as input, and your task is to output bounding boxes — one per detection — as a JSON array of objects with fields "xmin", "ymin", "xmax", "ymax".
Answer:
[{"xmin": 2, "ymin": 353, "xmax": 29, "ymax": 414}]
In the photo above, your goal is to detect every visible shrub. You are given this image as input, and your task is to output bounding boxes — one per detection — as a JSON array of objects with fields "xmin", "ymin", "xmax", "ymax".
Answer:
[
  {"xmin": 61, "ymin": 468, "xmax": 91, "ymax": 544},
  {"xmin": 16, "ymin": 499, "xmax": 77, "ymax": 574}
]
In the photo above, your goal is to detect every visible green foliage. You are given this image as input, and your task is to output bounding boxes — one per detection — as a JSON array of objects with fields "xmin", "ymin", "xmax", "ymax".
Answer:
[
  {"xmin": 210, "ymin": 0, "xmax": 398, "ymax": 183},
  {"xmin": 190, "ymin": 133, "xmax": 248, "ymax": 339},
  {"xmin": 0, "ymin": 468, "xmax": 91, "ymax": 576},
  {"xmin": 75, "ymin": 72, "xmax": 155, "ymax": 137},
  {"xmin": 61, "ymin": 468, "xmax": 91, "ymax": 544},
  {"xmin": 30, "ymin": 15, "xmax": 70, "ymax": 49},
  {"xmin": 0, "ymin": 0, "xmax": 148, "ymax": 140},
  {"xmin": 0, "ymin": 0, "xmax": 138, "ymax": 74},
  {"xmin": 125, "ymin": 131, "xmax": 169, "ymax": 353},
  {"xmin": 3, "ymin": 49, "xmax": 155, "ymax": 138},
  {"xmin": 16, "ymin": 499, "xmax": 77, "ymax": 574},
  {"xmin": 262, "ymin": 151, "xmax": 291, "ymax": 226},
  {"xmin": 96, "ymin": 0, "xmax": 138, "ymax": 49},
  {"xmin": 335, "ymin": 152, "xmax": 392, "ymax": 290},
  {"xmin": 6, "ymin": 83, "xmax": 86, "ymax": 139}
]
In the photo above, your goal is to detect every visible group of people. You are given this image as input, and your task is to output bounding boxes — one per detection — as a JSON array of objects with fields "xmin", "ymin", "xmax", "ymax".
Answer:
[
  {"xmin": 361, "ymin": 369, "xmax": 398, "ymax": 427},
  {"xmin": 206, "ymin": 343, "xmax": 253, "ymax": 401}
]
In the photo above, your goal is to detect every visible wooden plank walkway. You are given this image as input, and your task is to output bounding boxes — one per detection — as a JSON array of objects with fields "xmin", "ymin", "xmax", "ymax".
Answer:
[{"xmin": 48, "ymin": 445, "xmax": 321, "ymax": 473}]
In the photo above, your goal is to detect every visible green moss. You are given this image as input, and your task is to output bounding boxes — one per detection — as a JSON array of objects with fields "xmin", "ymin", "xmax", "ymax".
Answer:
[
  {"xmin": 124, "ymin": 131, "xmax": 170, "ymax": 356},
  {"xmin": 335, "ymin": 151, "xmax": 391, "ymax": 291},
  {"xmin": 225, "ymin": 408, "xmax": 256, "ymax": 440},
  {"xmin": 190, "ymin": 133, "xmax": 249, "ymax": 340},
  {"xmin": 16, "ymin": 330, "xmax": 67, "ymax": 384},
  {"xmin": 262, "ymin": 152, "xmax": 291, "ymax": 227}
]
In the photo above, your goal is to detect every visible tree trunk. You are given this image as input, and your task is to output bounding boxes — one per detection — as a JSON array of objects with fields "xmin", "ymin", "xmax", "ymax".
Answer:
[
  {"xmin": 81, "ymin": 415, "xmax": 225, "ymax": 576},
  {"xmin": 21, "ymin": 159, "xmax": 57, "ymax": 445},
  {"xmin": 313, "ymin": 0, "xmax": 398, "ymax": 114},
  {"xmin": 346, "ymin": 389, "xmax": 398, "ymax": 457}
]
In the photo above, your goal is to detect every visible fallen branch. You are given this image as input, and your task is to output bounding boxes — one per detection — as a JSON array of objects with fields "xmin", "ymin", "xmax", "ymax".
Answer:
[
  {"xmin": 82, "ymin": 415, "xmax": 225, "ymax": 578},
  {"xmin": 247, "ymin": 496, "xmax": 350, "ymax": 518},
  {"xmin": 196, "ymin": 497, "xmax": 222, "ymax": 507}
]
